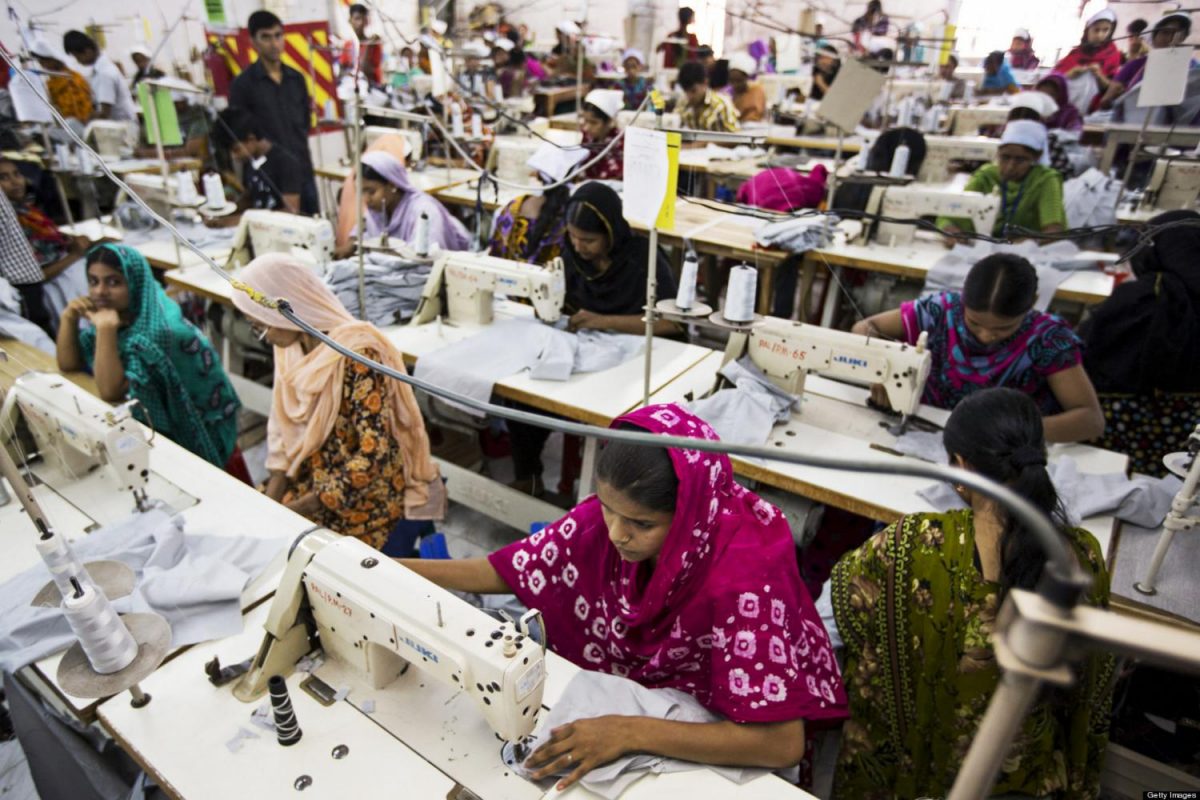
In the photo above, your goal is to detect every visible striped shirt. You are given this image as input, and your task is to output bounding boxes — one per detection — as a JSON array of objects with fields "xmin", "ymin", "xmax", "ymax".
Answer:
[
  {"xmin": 680, "ymin": 89, "xmax": 740, "ymax": 132},
  {"xmin": 0, "ymin": 197, "xmax": 45, "ymax": 286}
]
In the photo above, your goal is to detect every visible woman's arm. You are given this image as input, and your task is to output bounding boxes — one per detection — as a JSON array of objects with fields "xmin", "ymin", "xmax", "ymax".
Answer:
[
  {"xmin": 87, "ymin": 310, "xmax": 129, "ymax": 402},
  {"xmin": 264, "ymin": 470, "xmax": 289, "ymax": 501},
  {"xmin": 850, "ymin": 308, "xmax": 904, "ymax": 339},
  {"xmin": 56, "ymin": 297, "xmax": 91, "ymax": 371},
  {"xmin": 397, "ymin": 556, "xmax": 511, "ymax": 593},
  {"xmin": 526, "ymin": 716, "xmax": 806, "ymax": 791},
  {"xmin": 568, "ymin": 310, "xmax": 676, "ymax": 336},
  {"xmin": 1043, "ymin": 364, "xmax": 1106, "ymax": 443}
]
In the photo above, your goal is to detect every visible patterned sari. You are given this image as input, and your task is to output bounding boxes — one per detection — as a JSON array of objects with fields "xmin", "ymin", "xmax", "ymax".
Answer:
[
  {"xmin": 831, "ymin": 511, "xmax": 1115, "ymax": 800},
  {"xmin": 487, "ymin": 195, "xmax": 566, "ymax": 265}
]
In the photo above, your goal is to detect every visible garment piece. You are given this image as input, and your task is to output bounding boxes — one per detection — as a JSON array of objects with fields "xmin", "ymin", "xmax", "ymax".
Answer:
[
  {"xmin": 85, "ymin": 54, "xmax": 137, "ymax": 121},
  {"xmin": 831, "ymin": 511, "xmax": 1114, "ymax": 799},
  {"xmin": 227, "ymin": 60, "xmax": 314, "ymax": 176},
  {"xmin": 738, "ymin": 165, "xmax": 828, "ymax": 214},
  {"xmin": 357, "ymin": 151, "xmax": 470, "ymax": 251},
  {"xmin": 562, "ymin": 183, "xmax": 677, "ymax": 315},
  {"xmin": 1079, "ymin": 210, "xmax": 1200, "ymax": 396},
  {"xmin": 899, "ymin": 291, "xmax": 1082, "ymax": 413},
  {"xmin": 1053, "ymin": 41, "xmax": 1122, "ymax": 113},
  {"xmin": 488, "ymin": 195, "xmax": 567, "ymax": 264},
  {"xmin": 78, "ymin": 244, "xmax": 240, "ymax": 467},
  {"xmin": 922, "ymin": 239, "xmax": 1080, "ymax": 311},
  {"xmin": 38, "ymin": 257, "xmax": 87, "ymax": 327},
  {"xmin": 614, "ymin": 75, "xmax": 650, "ymax": 110},
  {"xmin": 0, "ymin": 196, "xmax": 44, "ymax": 286},
  {"xmin": 753, "ymin": 213, "xmax": 835, "ymax": 251},
  {"xmin": 936, "ymin": 163, "xmax": 1066, "ymax": 236},
  {"xmin": 0, "ymin": 508, "xmax": 285, "ymax": 672},
  {"xmin": 47, "ymin": 68, "xmax": 93, "ymax": 121},
  {"xmin": 581, "ymin": 126, "xmax": 624, "ymax": 181},
  {"xmin": 489, "ymin": 404, "xmax": 848, "ymax": 725},
  {"xmin": 680, "ymin": 89, "xmax": 740, "ymax": 132},
  {"xmin": 323, "ymin": 253, "xmax": 432, "ymax": 325},
  {"xmin": 981, "ymin": 62, "xmax": 1020, "ymax": 92},
  {"xmin": 334, "ymin": 133, "xmax": 407, "ymax": 247},
  {"xmin": 688, "ymin": 356, "xmax": 797, "ymax": 446},
  {"xmin": 286, "ymin": 350, "xmax": 412, "ymax": 546},
  {"xmin": 731, "ymin": 82, "xmax": 767, "ymax": 122},
  {"xmin": 242, "ymin": 146, "xmax": 304, "ymax": 210},
  {"xmin": 516, "ymin": 671, "xmax": 767, "ymax": 798},
  {"xmin": 230, "ymin": 254, "xmax": 444, "ymax": 519}
]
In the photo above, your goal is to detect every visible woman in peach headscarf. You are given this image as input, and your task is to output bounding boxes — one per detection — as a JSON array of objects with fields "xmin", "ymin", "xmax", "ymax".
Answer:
[{"xmin": 232, "ymin": 254, "xmax": 445, "ymax": 550}]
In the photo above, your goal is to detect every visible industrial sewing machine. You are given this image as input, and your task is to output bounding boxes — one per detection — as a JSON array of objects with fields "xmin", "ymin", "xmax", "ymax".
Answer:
[
  {"xmin": 83, "ymin": 120, "xmax": 134, "ymax": 159},
  {"xmin": 720, "ymin": 316, "xmax": 932, "ymax": 420},
  {"xmin": 865, "ymin": 184, "xmax": 1000, "ymax": 246},
  {"xmin": 411, "ymin": 251, "xmax": 565, "ymax": 326},
  {"xmin": 227, "ymin": 210, "xmax": 336, "ymax": 274},
  {"xmin": 122, "ymin": 173, "xmax": 198, "ymax": 219},
  {"xmin": 916, "ymin": 135, "xmax": 1000, "ymax": 183},
  {"xmin": 234, "ymin": 529, "xmax": 547, "ymax": 744},
  {"xmin": 0, "ymin": 372, "xmax": 194, "ymax": 526},
  {"xmin": 1140, "ymin": 158, "xmax": 1200, "ymax": 212},
  {"xmin": 616, "ymin": 109, "xmax": 682, "ymax": 130}
]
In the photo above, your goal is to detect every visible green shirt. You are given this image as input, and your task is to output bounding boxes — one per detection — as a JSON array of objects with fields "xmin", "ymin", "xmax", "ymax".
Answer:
[{"xmin": 936, "ymin": 163, "xmax": 1067, "ymax": 237}]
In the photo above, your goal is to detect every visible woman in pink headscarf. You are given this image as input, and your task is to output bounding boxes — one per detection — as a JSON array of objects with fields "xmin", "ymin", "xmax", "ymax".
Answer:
[
  {"xmin": 403, "ymin": 404, "xmax": 847, "ymax": 792},
  {"xmin": 232, "ymin": 254, "xmax": 445, "ymax": 550},
  {"xmin": 333, "ymin": 150, "xmax": 470, "ymax": 258}
]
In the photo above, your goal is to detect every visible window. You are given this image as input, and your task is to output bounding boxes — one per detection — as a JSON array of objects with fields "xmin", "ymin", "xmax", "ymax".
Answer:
[{"xmin": 953, "ymin": 0, "xmax": 1110, "ymax": 64}]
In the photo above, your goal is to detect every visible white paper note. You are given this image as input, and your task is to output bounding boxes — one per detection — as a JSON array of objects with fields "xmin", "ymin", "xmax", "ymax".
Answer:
[
  {"xmin": 621, "ymin": 126, "xmax": 669, "ymax": 227},
  {"xmin": 11, "ymin": 73, "xmax": 52, "ymax": 123},
  {"xmin": 1139, "ymin": 47, "xmax": 1194, "ymax": 108}
]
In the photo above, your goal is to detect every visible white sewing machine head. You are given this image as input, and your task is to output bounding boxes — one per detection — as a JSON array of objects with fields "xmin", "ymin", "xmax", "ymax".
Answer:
[
  {"xmin": 235, "ymin": 529, "xmax": 547, "ymax": 743},
  {"xmin": 123, "ymin": 173, "xmax": 190, "ymax": 219},
  {"xmin": 616, "ymin": 109, "xmax": 682, "ymax": 130},
  {"xmin": 1, "ymin": 372, "xmax": 150, "ymax": 506},
  {"xmin": 1141, "ymin": 158, "xmax": 1200, "ymax": 212},
  {"xmin": 723, "ymin": 317, "xmax": 932, "ymax": 417},
  {"xmin": 228, "ymin": 210, "xmax": 335, "ymax": 274},
  {"xmin": 83, "ymin": 120, "xmax": 133, "ymax": 159},
  {"xmin": 917, "ymin": 135, "xmax": 999, "ymax": 183},
  {"xmin": 867, "ymin": 184, "xmax": 1000, "ymax": 246},
  {"xmin": 411, "ymin": 251, "xmax": 565, "ymax": 326}
]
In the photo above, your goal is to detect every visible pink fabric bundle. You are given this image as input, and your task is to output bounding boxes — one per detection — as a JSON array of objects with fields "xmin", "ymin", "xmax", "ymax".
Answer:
[
  {"xmin": 489, "ymin": 404, "xmax": 848, "ymax": 725},
  {"xmin": 735, "ymin": 163, "xmax": 829, "ymax": 213}
]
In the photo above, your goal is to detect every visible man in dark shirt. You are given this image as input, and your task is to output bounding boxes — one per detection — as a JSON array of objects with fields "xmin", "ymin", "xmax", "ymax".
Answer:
[
  {"xmin": 228, "ymin": 11, "xmax": 319, "ymax": 214},
  {"xmin": 208, "ymin": 108, "xmax": 303, "ymax": 226}
]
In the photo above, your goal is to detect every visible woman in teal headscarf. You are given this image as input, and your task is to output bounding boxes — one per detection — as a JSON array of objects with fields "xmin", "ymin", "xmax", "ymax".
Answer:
[{"xmin": 55, "ymin": 243, "xmax": 244, "ymax": 474}]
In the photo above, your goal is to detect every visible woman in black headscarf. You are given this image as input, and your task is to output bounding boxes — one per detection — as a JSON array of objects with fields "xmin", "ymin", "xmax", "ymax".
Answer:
[
  {"xmin": 560, "ymin": 181, "xmax": 678, "ymax": 335},
  {"xmin": 1080, "ymin": 210, "xmax": 1200, "ymax": 475}
]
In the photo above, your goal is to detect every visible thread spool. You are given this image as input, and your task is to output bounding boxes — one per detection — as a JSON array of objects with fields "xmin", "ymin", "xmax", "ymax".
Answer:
[
  {"xmin": 175, "ymin": 172, "xmax": 197, "ymax": 204},
  {"xmin": 492, "ymin": 83, "xmax": 504, "ymax": 103},
  {"xmin": 55, "ymin": 144, "xmax": 71, "ymax": 170},
  {"xmin": 268, "ymin": 675, "xmax": 303, "ymax": 746},
  {"xmin": 963, "ymin": 82, "xmax": 975, "ymax": 105},
  {"xmin": 202, "ymin": 173, "xmax": 225, "ymax": 210},
  {"xmin": 473, "ymin": 74, "xmax": 486, "ymax": 96},
  {"xmin": 676, "ymin": 252, "xmax": 699, "ymax": 310},
  {"xmin": 36, "ymin": 534, "xmax": 88, "ymax": 598},
  {"xmin": 414, "ymin": 212, "xmax": 431, "ymax": 256},
  {"xmin": 939, "ymin": 81, "xmax": 953, "ymax": 103},
  {"xmin": 450, "ymin": 104, "xmax": 465, "ymax": 138},
  {"xmin": 470, "ymin": 113, "xmax": 483, "ymax": 140},
  {"xmin": 888, "ymin": 143, "xmax": 911, "ymax": 177},
  {"xmin": 724, "ymin": 264, "xmax": 758, "ymax": 323},
  {"xmin": 61, "ymin": 577, "xmax": 139, "ymax": 675}
]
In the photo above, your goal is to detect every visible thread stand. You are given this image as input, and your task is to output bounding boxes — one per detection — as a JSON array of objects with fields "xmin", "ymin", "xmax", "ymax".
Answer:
[
  {"xmin": 32, "ymin": 560, "xmax": 136, "ymax": 608},
  {"xmin": 57, "ymin": 612, "xmax": 171, "ymax": 707}
]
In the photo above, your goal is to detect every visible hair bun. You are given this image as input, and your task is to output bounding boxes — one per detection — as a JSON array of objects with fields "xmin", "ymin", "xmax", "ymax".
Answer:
[{"xmin": 1010, "ymin": 444, "xmax": 1047, "ymax": 468}]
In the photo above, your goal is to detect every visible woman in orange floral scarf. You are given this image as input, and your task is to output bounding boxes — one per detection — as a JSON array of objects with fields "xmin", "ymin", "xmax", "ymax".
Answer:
[{"xmin": 830, "ymin": 388, "xmax": 1114, "ymax": 799}]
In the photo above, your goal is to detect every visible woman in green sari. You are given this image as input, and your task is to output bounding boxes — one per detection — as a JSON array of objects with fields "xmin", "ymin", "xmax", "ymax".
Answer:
[
  {"xmin": 831, "ymin": 387, "xmax": 1114, "ymax": 799},
  {"xmin": 56, "ymin": 244, "xmax": 244, "ymax": 476}
]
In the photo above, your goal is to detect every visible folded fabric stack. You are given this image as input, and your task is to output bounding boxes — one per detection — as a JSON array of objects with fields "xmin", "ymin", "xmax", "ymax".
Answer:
[
  {"xmin": 324, "ymin": 253, "xmax": 434, "ymax": 325},
  {"xmin": 688, "ymin": 357, "xmax": 797, "ymax": 446},
  {"xmin": 753, "ymin": 213, "xmax": 837, "ymax": 252}
]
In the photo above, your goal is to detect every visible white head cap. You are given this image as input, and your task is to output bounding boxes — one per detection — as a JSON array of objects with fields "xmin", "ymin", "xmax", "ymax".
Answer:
[
  {"xmin": 727, "ymin": 52, "xmax": 757, "ymax": 77},
  {"xmin": 584, "ymin": 88, "xmax": 624, "ymax": 119},
  {"xmin": 1085, "ymin": 9, "xmax": 1117, "ymax": 29},
  {"xmin": 621, "ymin": 48, "xmax": 645, "ymax": 66},
  {"xmin": 129, "ymin": 44, "xmax": 151, "ymax": 60},
  {"xmin": 493, "ymin": 38, "xmax": 514, "ymax": 52},
  {"xmin": 430, "ymin": 19, "xmax": 448, "ymax": 35},
  {"xmin": 1012, "ymin": 27, "xmax": 1031, "ymax": 40},
  {"xmin": 1001, "ymin": 119, "xmax": 1049, "ymax": 153},
  {"xmin": 556, "ymin": 20, "xmax": 582, "ymax": 36},
  {"xmin": 1011, "ymin": 91, "xmax": 1058, "ymax": 117},
  {"xmin": 29, "ymin": 34, "xmax": 69, "ymax": 64},
  {"xmin": 463, "ymin": 40, "xmax": 491, "ymax": 58}
]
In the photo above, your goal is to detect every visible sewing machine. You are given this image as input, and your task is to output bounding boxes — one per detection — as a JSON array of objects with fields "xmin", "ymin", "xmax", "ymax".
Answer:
[
  {"xmin": 916, "ymin": 135, "xmax": 999, "ymax": 183},
  {"xmin": 617, "ymin": 110, "xmax": 681, "ymax": 130},
  {"xmin": 227, "ymin": 210, "xmax": 336, "ymax": 274},
  {"xmin": 411, "ymin": 251, "xmax": 565, "ymax": 326},
  {"xmin": 235, "ymin": 529, "xmax": 547, "ymax": 744},
  {"xmin": 83, "ymin": 120, "xmax": 133, "ymax": 159},
  {"xmin": 866, "ymin": 184, "xmax": 1000, "ymax": 246},
  {"xmin": 1140, "ymin": 158, "xmax": 1200, "ymax": 212},
  {"xmin": 721, "ymin": 317, "xmax": 932, "ymax": 419},
  {"xmin": 0, "ymin": 372, "xmax": 196, "ymax": 526},
  {"xmin": 122, "ymin": 173, "xmax": 195, "ymax": 219},
  {"xmin": 945, "ymin": 104, "xmax": 1012, "ymax": 136}
]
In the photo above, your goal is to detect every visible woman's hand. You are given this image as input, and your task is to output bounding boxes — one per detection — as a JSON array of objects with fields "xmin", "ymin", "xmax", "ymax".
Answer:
[
  {"xmin": 285, "ymin": 491, "xmax": 322, "ymax": 516},
  {"xmin": 940, "ymin": 226, "xmax": 966, "ymax": 249},
  {"xmin": 263, "ymin": 471, "xmax": 289, "ymax": 502},
  {"xmin": 567, "ymin": 309, "xmax": 605, "ymax": 332},
  {"xmin": 525, "ymin": 716, "xmax": 633, "ymax": 791},
  {"xmin": 85, "ymin": 307, "xmax": 121, "ymax": 330},
  {"xmin": 333, "ymin": 242, "xmax": 356, "ymax": 260},
  {"xmin": 1066, "ymin": 66, "xmax": 1085, "ymax": 79},
  {"xmin": 62, "ymin": 296, "xmax": 94, "ymax": 324},
  {"xmin": 868, "ymin": 383, "xmax": 892, "ymax": 410}
]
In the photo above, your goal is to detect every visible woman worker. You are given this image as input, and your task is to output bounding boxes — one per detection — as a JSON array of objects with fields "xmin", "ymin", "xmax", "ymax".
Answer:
[
  {"xmin": 404, "ymin": 404, "xmax": 848, "ymax": 791},
  {"xmin": 1052, "ymin": 9, "xmax": 1122, "ymax": 113},
  {"xmin": 578, "ymin": 89, "xmax": 626, "ymax": 181},
  {"xmin": 831, "ymin": 387, "xmax": 1114, "ymax": 799},
  {"xmin": 231, "ymin": 254, "xmax": 446, "ymax": 549},
  {"xmin": 937, "ymin": 120, "xmax": 1066, "ymax": 244},
  {"xmin": 851, "ymin": 253, "xmax": 1105, "ymax": 443},
  {"xmin": 56, "ymin": 244, "xmax": 245, "ymax": 476},
  {"xmin": 333, "ymin": 150, "xmax": 470, "ymax": 258},
  {"xmin": 488, "ymin": 142, "xmax": 578, "ymax": 264}
]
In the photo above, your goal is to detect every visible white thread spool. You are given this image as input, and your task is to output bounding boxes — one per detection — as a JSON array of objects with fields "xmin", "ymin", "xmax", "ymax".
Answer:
[
  {"xmin": 450, "ymin": 104, "xmax": 465, "ymax": 138},
  {"xmin": 473, "ymin": 73, "xmax": 486, "ymax": 96},
  {"xmin": 939, "ymin": 81, "xmax": 953, "ymax": 103},
  {"xmin": 676, "ymin": 251, "xmax": 699, "ymax": 310},
  {"xmin": 36, "ymin": 534, "xmax": 87, "ymax": 598},
  {"xmin": 175, "ymin": 172, "xmax": 197, "ymax": 204},
  {"xmin": 492, "ymin": 83, "xmax": 504, "ymax": 103},
  {"xmin": 61, "ymin": 578, "xmax": 139, "ymax": 675},
  {"xmin": 963, "ymin": 82, "xmax": 975, "ymax": 105},
  {"xmin": 202, "ymin": 173, "xmax": 225, "ymax": 210},
  {"xmin": 414, "ymin": 212, "xmax": 431, "ymax": 256},
  {"xmin": 724, "ymin": 264, "xmax": 758, "ymax": 323},
  {"xmin": 889, "ymin": 143, "xmax": 911, "ymax": 177},
  {"xmin": 470, "ymin": 113, "xmax": 483, "ymax": 139}
]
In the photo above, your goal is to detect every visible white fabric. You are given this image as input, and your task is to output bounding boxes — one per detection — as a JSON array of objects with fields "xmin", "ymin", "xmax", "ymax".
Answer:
[
  {"xmin": 727, "ymin": 53, "xmax": 757, "ymax": 77},
  {"xmin": 513, "ymin": 670, "xmax": 768, "ymax": 798},
  {"xmin": 1063, "ymin": 71, "xmax": 1101, "ymax": 117},
  {"xmin": 688, "ymin": 357, "xmax": 797, "ymax": 446},
  {"xmin": 527, "ymin": 141, "xmax": 589, "ymax": 182},
  {"xmin": 86, "ymin": 54, "xmax": 138, "ymax": 122},
  {"xmin": 28, "ymin": 34, "xmax": 69, "ymax": 65},
  {"xmin": 1062, "ymin": 168, "xmax": 1118, "ymax": 229},
  {"xmin": 556, "ymin": 21, "xmax": 582, "ymax": 36},
  {"xmin": 584, "ymin": 88, "xmax": 624, "ymax": 120},
  {"xmin": 0, "ymin": 508, "xmax": 287, "ymax": 672},
  {"xmin": 1000, "ymin": 119, "xmax": 1048, "ymax": 153}
]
